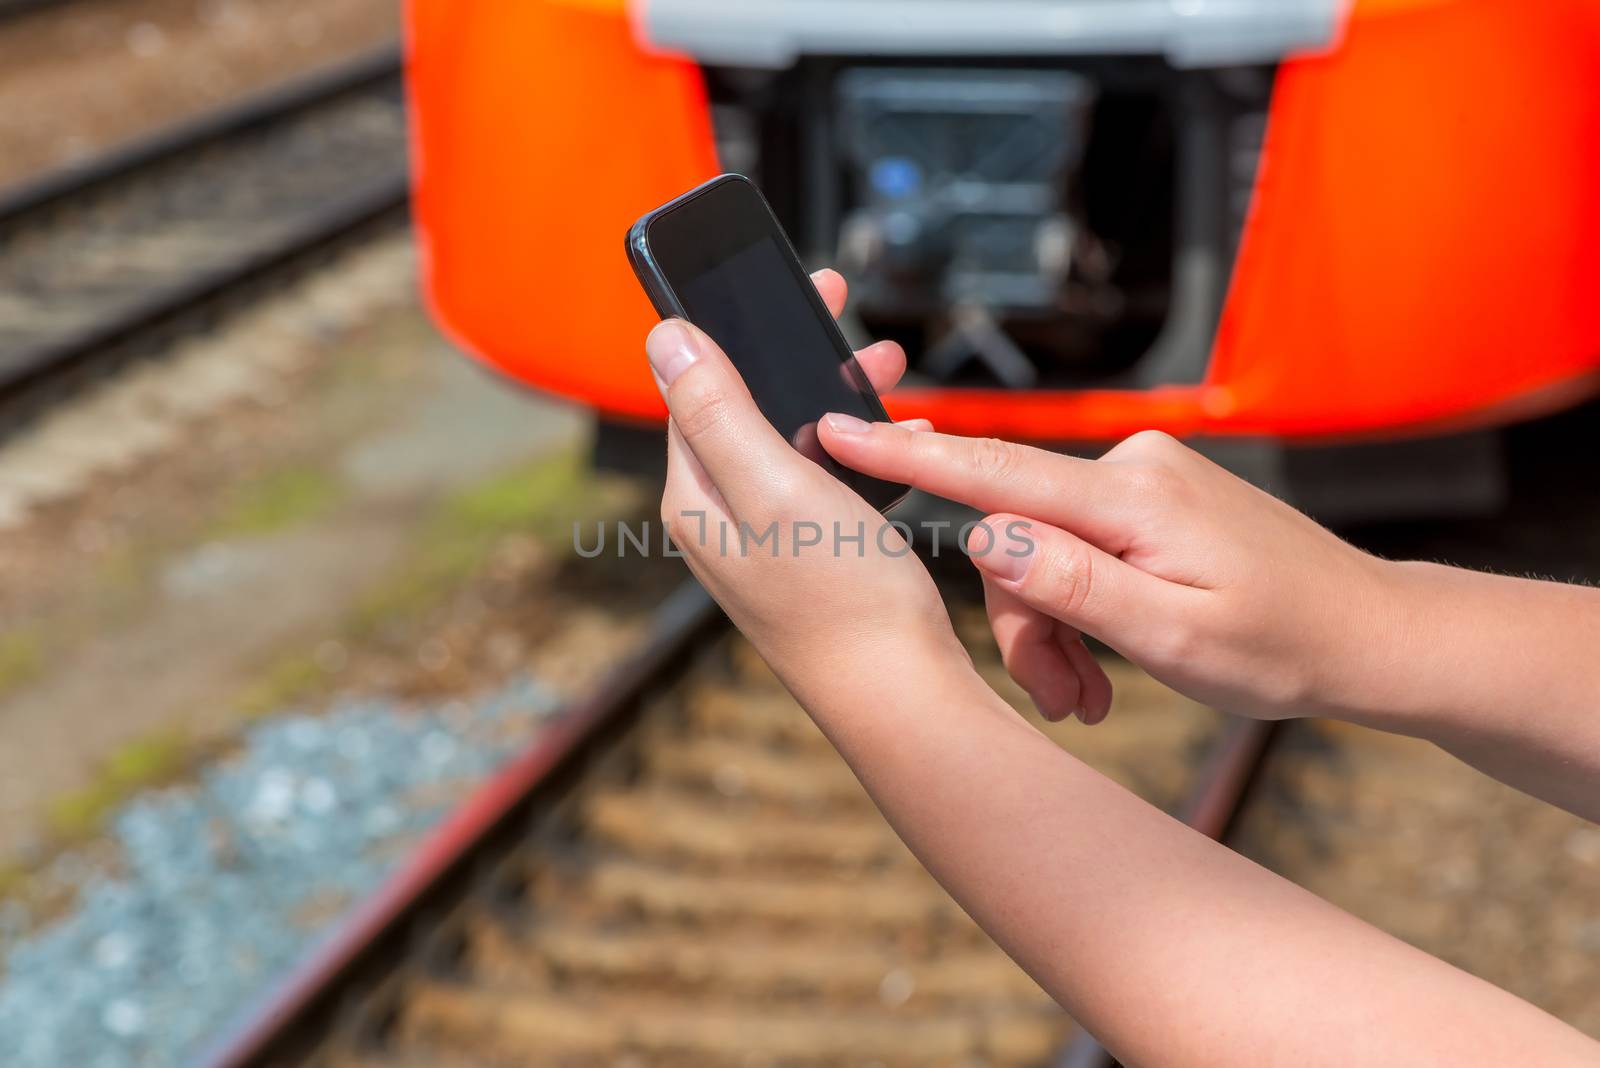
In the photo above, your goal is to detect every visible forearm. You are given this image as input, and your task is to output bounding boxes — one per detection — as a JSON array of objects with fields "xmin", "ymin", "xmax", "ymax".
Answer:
[
  {"xmin": 1348, "ymin": 561, "xmax": 1600, "ymax": 820},
  {"xmin": 781, "ymin": 650, "xmax": 1594, "ymax": 1067}
]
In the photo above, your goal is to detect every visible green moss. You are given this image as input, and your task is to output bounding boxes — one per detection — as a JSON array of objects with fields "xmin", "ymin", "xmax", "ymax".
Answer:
[
  {"xmin": 0, "ymin": 861, "xmax": 26, "ymax": 899},
  {"xmin": 441, "ymin": 448, "xmax": 590, "ymax": 539},
  {"xmin": 104, "ymin": 731, "xmax": 188, "ymax": 789},
  {"xmin": 46, "ymin": 786, "xmax": 117, "ymax": 843},
  {"xmin": 40, "ymin": 661, "xmax": 323, "ymax": 845},
  {"xmin": 210, "ymin": 466, "xmax": 341, "ymax": 538},
  {"xmin": 217, "ymin": 450, "xmax": 634, "ymax": 714},
  {"xmin": 92, "ymin": 544, "xmax": 146, "ymax": 595},
  {"xmin": 0, "ymin": 630, "xmax": 43, "ymax": 697},
  {"xmin": 45, "ymin": 730, "xmax": 195, "ymax": 843},
  {"xmin": 347, "ymin": 448, "xmax": 637, "ymax": 638},
  {"xmin": 343, "ymin": 563, "xmax": 451, "ymax": 640},
  {"xmin": 232, "ymin": 653, "xmax": 325, "ymax": 720}
]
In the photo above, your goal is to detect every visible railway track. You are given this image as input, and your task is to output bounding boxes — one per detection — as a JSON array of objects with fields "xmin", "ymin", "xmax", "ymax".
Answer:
[
  {"xmin": 0, "ymin": 42, "xmax": 406, "ymax": 423},
  {"xmin": 198, "ymin": 578, "xmax": 1271, "ymax": 1068},
  {"xmin": 0, "ymin": 23, "xmax": 1268, "ymax": 1060},
  {"xmin": 0, "ymin": 0, "xmax": 72, "ymax": 24}
]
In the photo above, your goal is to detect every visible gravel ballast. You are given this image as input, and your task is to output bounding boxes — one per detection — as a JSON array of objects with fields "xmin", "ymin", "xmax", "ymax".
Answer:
[{"xmin": 0, "ymin": 674, "xmax": 560, "ymax": 1067}]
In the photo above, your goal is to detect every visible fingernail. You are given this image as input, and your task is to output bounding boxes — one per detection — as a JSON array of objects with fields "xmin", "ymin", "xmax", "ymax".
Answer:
[
  {"xmin": 824, "ymin": 412, "xmax": 871, "ymax": 435},
  {"xmin": 970, "ymin": 527, "xmax": 1032, "ymax": 582},
  {"xmin": 647, "ymin": 319, "xmax": 700, "ymax": 386}
]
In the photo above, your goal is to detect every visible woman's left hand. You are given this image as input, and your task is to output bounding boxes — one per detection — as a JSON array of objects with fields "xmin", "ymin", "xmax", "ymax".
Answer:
[{"xmin": 645, "ymin": 270, "xmax": 963, "ymax": 699}]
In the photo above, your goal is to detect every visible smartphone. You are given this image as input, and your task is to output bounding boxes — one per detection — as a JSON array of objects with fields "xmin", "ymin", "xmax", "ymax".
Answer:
[{"xmin": 627, "ymin": 173, "xmax": 910, "ymax": 513}]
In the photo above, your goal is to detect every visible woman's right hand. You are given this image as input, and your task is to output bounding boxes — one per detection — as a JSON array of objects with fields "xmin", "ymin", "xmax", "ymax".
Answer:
[{"xmin": 819, "ymin": 421, "xmax": 1403, "ymax": 725}]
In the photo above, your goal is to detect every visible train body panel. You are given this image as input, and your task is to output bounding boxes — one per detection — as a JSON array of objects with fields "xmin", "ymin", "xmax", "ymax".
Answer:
[
  {"xmin": 1207, "ymin": 0, "xmax": 1600, "ymax": 438},
  {"xmin": 406, "ymin": 0, "xmax": 1600, "ymax": 449},
  {"xmin": 405, "ymin": 0, "xmax": 719, "ymax": 420}
]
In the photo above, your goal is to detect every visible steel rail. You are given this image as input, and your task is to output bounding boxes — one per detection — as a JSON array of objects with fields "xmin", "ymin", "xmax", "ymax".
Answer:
[
  {"xmin": 193, "ymin": 580, "xmax": 725, "ymax": 1068},
  {"xmin": 0, "ymin": 174, "xmax": 409, "ymax": 398},
  {"xmin": 199, "ymin": 586, "xmax": 1280, "ymax": 1068},
  {"xmin": 0, "ymin": 0, "xmax": 76, "ymax": 25},
  {"xmin": 0, "ymin": 42, "xmax": 406, "ymax": 417},
  {"xmin": 0, "ymin": 43, "xmax": 402, "ymax": 228}
]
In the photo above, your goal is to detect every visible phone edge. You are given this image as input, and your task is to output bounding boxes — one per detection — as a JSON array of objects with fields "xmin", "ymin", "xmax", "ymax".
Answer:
[{"xmin": 626, "ymin": 176, "xmax": 911, "ymax": 515}]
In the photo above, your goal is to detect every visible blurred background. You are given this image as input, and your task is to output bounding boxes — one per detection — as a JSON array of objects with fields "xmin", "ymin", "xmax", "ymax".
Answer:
[{"xmin": 0, "ymin": 1, "xmax": 1595, "ymax": 1066}]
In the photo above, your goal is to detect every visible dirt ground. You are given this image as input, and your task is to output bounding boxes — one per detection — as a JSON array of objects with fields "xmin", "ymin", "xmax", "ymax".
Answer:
[
  {"xmin": 0, "ymin": 0, "xmax": 399, "ymax": 190},
  {"xmin": 0, "ymin": 237, "xmax": 667, "ymax": 874}
]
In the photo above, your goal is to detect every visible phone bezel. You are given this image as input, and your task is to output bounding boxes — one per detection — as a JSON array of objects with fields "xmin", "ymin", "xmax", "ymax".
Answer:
[{"xmin": 627, "ymin": 173, "xmax": 909, "ymax": 514}]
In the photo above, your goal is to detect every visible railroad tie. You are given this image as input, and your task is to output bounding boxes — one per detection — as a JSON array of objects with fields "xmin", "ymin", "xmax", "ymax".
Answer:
[{"xmin": 338, "ymin": 636, "xmax": 1071, "ymax": 1066}]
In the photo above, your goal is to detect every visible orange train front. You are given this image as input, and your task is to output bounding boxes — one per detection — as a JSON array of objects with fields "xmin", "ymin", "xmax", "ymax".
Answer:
[{"xmin": 404, "ymin": 0, "xmax": 1600, "ymax": 519}]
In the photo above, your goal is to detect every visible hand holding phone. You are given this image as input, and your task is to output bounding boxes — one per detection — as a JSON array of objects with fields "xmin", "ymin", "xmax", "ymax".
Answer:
[{"xmin": 627, "ymin": 174, "xmax": 910, "ymax": 512}]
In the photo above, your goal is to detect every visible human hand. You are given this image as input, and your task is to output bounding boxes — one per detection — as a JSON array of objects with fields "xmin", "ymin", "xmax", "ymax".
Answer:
[
  {"xmin": 645, "ymin": 271, "xmax": 962, "ymax": 699},
  {"xmin": 818, "ymin": 421, "xmax": 1397, "ymax": 724}
]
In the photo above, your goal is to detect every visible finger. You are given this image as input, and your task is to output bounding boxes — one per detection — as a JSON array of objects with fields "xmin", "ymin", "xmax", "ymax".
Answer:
[
  {"xmin": 984, "ymin": 576, "xmax": 1083, "ymax": 723},
  {"xmin": 660, "ymin": 419, "xmax": 729, "ymax": 595},
  {"xmin": 1058, "ymin": 628, "xmax": 1115, "ymax": 725},
  {"xmin": 664, "ymin": 416, "xmax": 728, "ymax": 521},
  {"xmin": 807, "ymin": 266, "xmax": 907, "ymax": 394},
  {"xmin": 854, "ymin": 338, "xmax": 908, "ymax": 395},
  {"xmin": 896, "ymin": 418, "xmax": 933, "ymax": 433},
  {"xmin": 811, "ymin": 268, "xmax": 848, "ymax": 319},
  {"xmin": 647, "ymin": 318, "xmax": 797, "ymax": 515},
  {"xmin": 818, "ymin": 420, "xmax": 1135, "ymax": 553},
  {"xmin": 967, "ymin": 514, "xmax": 1198, "ymax": 663}
]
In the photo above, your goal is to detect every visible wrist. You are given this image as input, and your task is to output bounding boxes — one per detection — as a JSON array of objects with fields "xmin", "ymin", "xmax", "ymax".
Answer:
[
  {"xmin": 776, "ymin": 626, "xmax": 1006, "ymax": 735},
  {"xmin": 1329, "ymin": 558, "xmax": 1524, "ymax": 738},
  {"xmin": 1302, "ymin": 554, "xmax": 1437, "ymax": 729}
]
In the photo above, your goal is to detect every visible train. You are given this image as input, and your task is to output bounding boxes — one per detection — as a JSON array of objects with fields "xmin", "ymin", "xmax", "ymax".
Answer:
[{"xmin": 403, "ymin": 0, "xmax": 1600, "ymax": 521}]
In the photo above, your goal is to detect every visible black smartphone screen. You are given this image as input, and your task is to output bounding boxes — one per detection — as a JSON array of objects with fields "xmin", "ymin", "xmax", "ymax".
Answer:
[{"xmin": 629, "ymin": 175, "xmax": 909, "ymax": 513}]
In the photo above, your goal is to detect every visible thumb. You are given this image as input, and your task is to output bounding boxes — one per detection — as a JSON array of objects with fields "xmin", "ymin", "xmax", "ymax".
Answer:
[
  {"xmin": 647, "ymin": 318, "xmax": 794, "ymax": 513},
  {"xmin": 966, "ymin": 514, "xmax": 1197, "ymax": 660}
]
